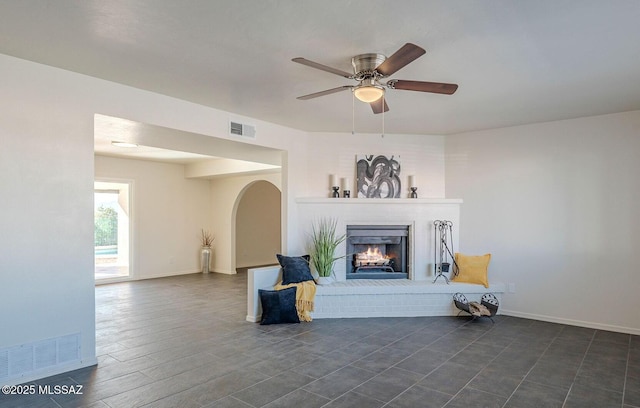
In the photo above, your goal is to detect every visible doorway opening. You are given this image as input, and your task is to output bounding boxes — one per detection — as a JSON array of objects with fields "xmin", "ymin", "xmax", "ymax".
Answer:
[
  {"xmin": 234, "ymin": 180, "xmax": 281, "ymax": 273},
  {"xmin": 94, "ymin": 181, "xmax": 131, "ymax": 282}
]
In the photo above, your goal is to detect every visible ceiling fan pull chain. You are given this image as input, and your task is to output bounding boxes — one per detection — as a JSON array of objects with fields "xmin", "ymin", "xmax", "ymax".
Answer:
[
  {"xmin": 352, "ymin": 91, "xmax": 356, "ymax": 135},
  {"xmin": 381, "ymin": 94, "xmax": 385, "ymax": 138}
]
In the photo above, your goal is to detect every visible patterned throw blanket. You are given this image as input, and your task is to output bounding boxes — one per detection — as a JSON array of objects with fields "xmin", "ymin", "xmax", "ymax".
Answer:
[{"xmin": 273, "ymin": 280, "xmax": 316, "ymax": 322}]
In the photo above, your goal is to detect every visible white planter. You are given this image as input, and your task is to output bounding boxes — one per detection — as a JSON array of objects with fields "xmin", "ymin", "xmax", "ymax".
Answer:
[{"xmin": 317, "ymin": 276, "xmax": 334, "ymax": 285}]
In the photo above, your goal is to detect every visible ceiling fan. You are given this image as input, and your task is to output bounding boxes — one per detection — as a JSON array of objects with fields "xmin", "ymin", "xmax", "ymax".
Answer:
[{"xmin": 292, "ymin": 43, "xmax": 458, "ymax": 114}]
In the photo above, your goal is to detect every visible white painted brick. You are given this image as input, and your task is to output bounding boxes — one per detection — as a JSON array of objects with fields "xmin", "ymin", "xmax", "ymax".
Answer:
[{"xmin": 312, "ymin": 281, "xmax": 504, "ymax": 319}]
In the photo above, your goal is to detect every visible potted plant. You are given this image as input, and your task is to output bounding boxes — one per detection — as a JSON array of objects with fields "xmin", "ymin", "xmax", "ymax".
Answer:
[
  {"xmin": 200, "ymin": 229, "xmax": 215, "ymax": 274},
  {"xmin": 309, "ymin": 218, "xmax": 346, "ymax": 284}
]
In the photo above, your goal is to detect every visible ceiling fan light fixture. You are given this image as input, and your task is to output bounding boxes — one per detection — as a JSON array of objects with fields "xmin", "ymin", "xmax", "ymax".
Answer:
[{"xmin": 353, "ymin": 85, "xmax": 385, "ymax": 103}]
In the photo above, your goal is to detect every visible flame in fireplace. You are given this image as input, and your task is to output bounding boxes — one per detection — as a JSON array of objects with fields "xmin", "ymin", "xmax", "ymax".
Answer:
[{"xmin": 355, "ymin": 246, "xmax": 390, "ymax": 266}]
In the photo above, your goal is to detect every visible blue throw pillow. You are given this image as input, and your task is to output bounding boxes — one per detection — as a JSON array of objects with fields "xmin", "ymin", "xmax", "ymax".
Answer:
[
  {"xmin": 276, "ymin": 254, "xmax": 315, "ymax": 285},
  {"xmin": 258, "ymin": 287, "xmax": 299, "ymax": 325}
]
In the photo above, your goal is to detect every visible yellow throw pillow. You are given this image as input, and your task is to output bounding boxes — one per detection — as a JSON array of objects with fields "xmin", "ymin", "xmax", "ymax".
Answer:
[{"xmin": 452, "ymin": 253, "xmax": 491, "ymax": 288}]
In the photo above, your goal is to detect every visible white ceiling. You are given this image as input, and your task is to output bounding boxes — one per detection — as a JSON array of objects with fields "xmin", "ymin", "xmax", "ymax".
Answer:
[{"xmin": 1, "ymin": 1, "xmax": 640, "ymax": 136}]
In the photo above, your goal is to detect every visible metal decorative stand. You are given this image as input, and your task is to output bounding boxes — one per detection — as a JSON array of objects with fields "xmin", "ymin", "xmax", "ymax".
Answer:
[
  {"xmin": 433, "ymin": 220, "xmax": 457, "ymax": 284},
  {"xmin": 453, "ymin": 292, "xmax": 499, "ymax": 323}
]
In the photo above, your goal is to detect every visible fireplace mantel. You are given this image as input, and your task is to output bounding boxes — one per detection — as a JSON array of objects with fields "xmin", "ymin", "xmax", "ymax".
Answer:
[{"xmin": 296, "ymin": 198, "xmax": 463, "ymax": 205}]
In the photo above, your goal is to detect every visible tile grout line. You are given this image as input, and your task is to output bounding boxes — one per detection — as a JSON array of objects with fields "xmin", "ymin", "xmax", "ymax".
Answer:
[
  {"xmin": 440, "ymin": 320, "xmax": 521, "ymax": 408},
  {"xmin": 560, "ymin": 329, "xmax": 596, "ymax": 408},
  {"xmin": 621, "ymin": 334, "xmax": 632, "ymax": 408},
  {"xmin": 383, "ymin": 319, "xmax": 482, "ymax": 407},
  {"xmin": 384, "ymin": 318, "xmax": 512, "ymax": 408},
  {"xmin": 496, "ymin": 324, "xmax": 577, "ymax": 408},
  {"xmin": 308, "ymin": 319, "xmax": 473, "ymax": 408},
  {"xmin": 229, "ymin": 319, "xmax": 418, "ymax": 408}
]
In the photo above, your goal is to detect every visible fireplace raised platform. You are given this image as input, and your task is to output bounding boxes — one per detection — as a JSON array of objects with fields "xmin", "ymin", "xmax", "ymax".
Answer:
[
  {"xmin": 313, "ymin": 279, "xmax": 505, "ymax": 319},
  {"xmin": 246, "ymin": 265, "xmax": 505, "ymax": 322}
]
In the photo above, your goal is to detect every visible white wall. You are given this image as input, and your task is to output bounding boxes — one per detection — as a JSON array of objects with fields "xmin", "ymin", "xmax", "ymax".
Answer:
[
  {"xmin": 303, "ymin": 132, "xmax": 446, "ymax": 199},
  {"xmin": 0, "ymin": 58, "xmax": 97, "ymax": 380},
  {"xmin": 445, "ymin": 110, "xmax": 640, "ymax": 334},
  {"xmin": 95, "ymin": 155, "xmax": 212, "ymax": 279}
]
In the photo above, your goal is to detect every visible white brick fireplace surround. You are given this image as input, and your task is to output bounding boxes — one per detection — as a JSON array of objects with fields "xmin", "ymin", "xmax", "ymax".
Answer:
[
  {"xmin": 246, "ymin": 198, "xmax": 505, "ymax": 321},
  {"xmin": 296, "ymin": 198, "xmax": 463, "ymax": 282}
]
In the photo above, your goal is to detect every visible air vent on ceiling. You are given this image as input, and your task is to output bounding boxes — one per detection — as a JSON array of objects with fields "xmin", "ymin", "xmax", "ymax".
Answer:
[{"xmin": 229, "ymin": 121, "xmax": 256, "ymax": 139}]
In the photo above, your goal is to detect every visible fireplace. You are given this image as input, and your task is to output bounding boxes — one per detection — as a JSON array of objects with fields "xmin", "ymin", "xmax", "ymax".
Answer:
[{"xmin": 346, "ymin": 225, "xmax": 409, "ymax": 279}]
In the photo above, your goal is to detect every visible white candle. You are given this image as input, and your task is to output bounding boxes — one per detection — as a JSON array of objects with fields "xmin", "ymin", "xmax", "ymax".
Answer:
[
  {"xmin": 408, "ymin": 175, "xmax": 415, "ymax": 187},
  {"xmin": 342, "ymin": 178, "xmax": 351, "ymax": 191},
  {"xmin": 330, "ymin": 174, "xmax": 337, "ymax": 187}
]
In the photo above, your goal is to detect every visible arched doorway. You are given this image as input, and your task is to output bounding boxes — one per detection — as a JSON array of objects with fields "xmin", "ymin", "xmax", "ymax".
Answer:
[{"xmin": 234, "ymin": 180, "xmax": 281, "ymax": 272}]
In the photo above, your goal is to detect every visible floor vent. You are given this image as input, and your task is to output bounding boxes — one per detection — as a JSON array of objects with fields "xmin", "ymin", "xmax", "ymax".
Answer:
[
  {"xmin": 0, "ymin": 333, "xmax": 80, "ymax": 382},
  {"xmin": 229, "ymin": 121, "xmax": 256, "ymax": 139}
]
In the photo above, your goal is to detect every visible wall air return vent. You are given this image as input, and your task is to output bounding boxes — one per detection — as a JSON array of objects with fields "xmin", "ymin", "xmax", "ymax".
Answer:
[
  {"xmin": 229, "ymin": 121, "xmax": 256, "ymax": 139},
  {"xmin": 0, "ymin": 350, "xmax": 9, "ymax": 379},
  {"xmin": 0, "ymin": 333, "xmax": 81, "ymax": 383}
]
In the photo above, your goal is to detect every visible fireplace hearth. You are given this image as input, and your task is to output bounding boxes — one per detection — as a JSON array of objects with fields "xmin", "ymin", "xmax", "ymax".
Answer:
[{"xmin": 346, "ymin": 225, "xmax": 409, "ymax": 279}]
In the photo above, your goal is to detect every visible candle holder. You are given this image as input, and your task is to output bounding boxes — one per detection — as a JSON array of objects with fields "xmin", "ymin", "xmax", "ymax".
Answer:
[
  {"xmin": 331, "ymin": 186, "xmax": 340, "ymax": 198},
  {"xmin": 343, "ymin": 190, "xmax": 351, "ymax": 198},
  {"xmin": 410, "ymin": 187, "xmax": 418, "ymax": 198}
]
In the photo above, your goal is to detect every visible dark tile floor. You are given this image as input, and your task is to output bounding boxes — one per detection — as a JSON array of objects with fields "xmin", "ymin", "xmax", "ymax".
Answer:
[{"xmin": 1, "ymin": 272, "xmax": 639, "ymax": 408}]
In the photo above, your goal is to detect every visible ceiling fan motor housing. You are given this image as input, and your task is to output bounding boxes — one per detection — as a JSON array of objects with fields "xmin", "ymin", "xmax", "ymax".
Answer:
[{"xmin": 352, "ymin": 53, "xmax": 387, "ymax": 80}]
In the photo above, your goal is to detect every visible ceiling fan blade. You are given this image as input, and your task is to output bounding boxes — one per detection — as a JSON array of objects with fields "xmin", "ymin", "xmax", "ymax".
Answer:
[
  {"xmin": 375, "ymin": 43, "xmax": 426, "ymax": 77},
  {"xmin": 388, "ymin": 80, "xmax": 458, "ymax": 95},
  {"xmin": 370, "ymin": 98, "xmax": 389, "ymax": 114},
  {"xmin": 292, "ymin": 57, "xmax": 353, "ymax": 78},
  {"xmin": 297, "ymin": 86, "xmax": 352, "ymax": 100}
]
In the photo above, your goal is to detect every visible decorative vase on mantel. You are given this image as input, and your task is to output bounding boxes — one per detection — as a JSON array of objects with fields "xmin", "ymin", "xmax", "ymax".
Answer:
[{"xmin": 201, "ymin": 246, "xmax": 212, "ymax": 274}]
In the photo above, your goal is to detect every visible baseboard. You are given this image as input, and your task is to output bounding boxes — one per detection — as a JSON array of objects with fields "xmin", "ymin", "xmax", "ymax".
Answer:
[
  {"xmin": 500, "ymin": 309, "xmax": 640, "ymax": 335},
  {"xmin": 213, "ymin": 269, "xmax": 237, "ymax": 275},
  {"xmin": 246, "ymin": 315, "xmax": 260, "ymax": 323},
  {"xmin": 135, "ymin": 269, "xmax": 200, "ymax": 280}
]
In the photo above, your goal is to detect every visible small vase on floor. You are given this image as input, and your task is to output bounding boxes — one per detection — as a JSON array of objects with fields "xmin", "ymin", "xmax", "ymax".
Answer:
[{"xmin": 201, "ymin": 246, "xmax": 211, "ymax": 274}]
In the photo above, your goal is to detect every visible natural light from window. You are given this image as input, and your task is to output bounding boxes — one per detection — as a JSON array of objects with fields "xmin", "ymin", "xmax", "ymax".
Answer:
[{"xmin": 94, "ymin": 181, "xmax": 131, "ymax": 282}]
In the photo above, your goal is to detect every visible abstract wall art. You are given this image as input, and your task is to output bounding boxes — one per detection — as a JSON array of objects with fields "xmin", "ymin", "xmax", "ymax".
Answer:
[{"xmin": 356, "ymin": 155, "xmax": 401, "ymax": 198}]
